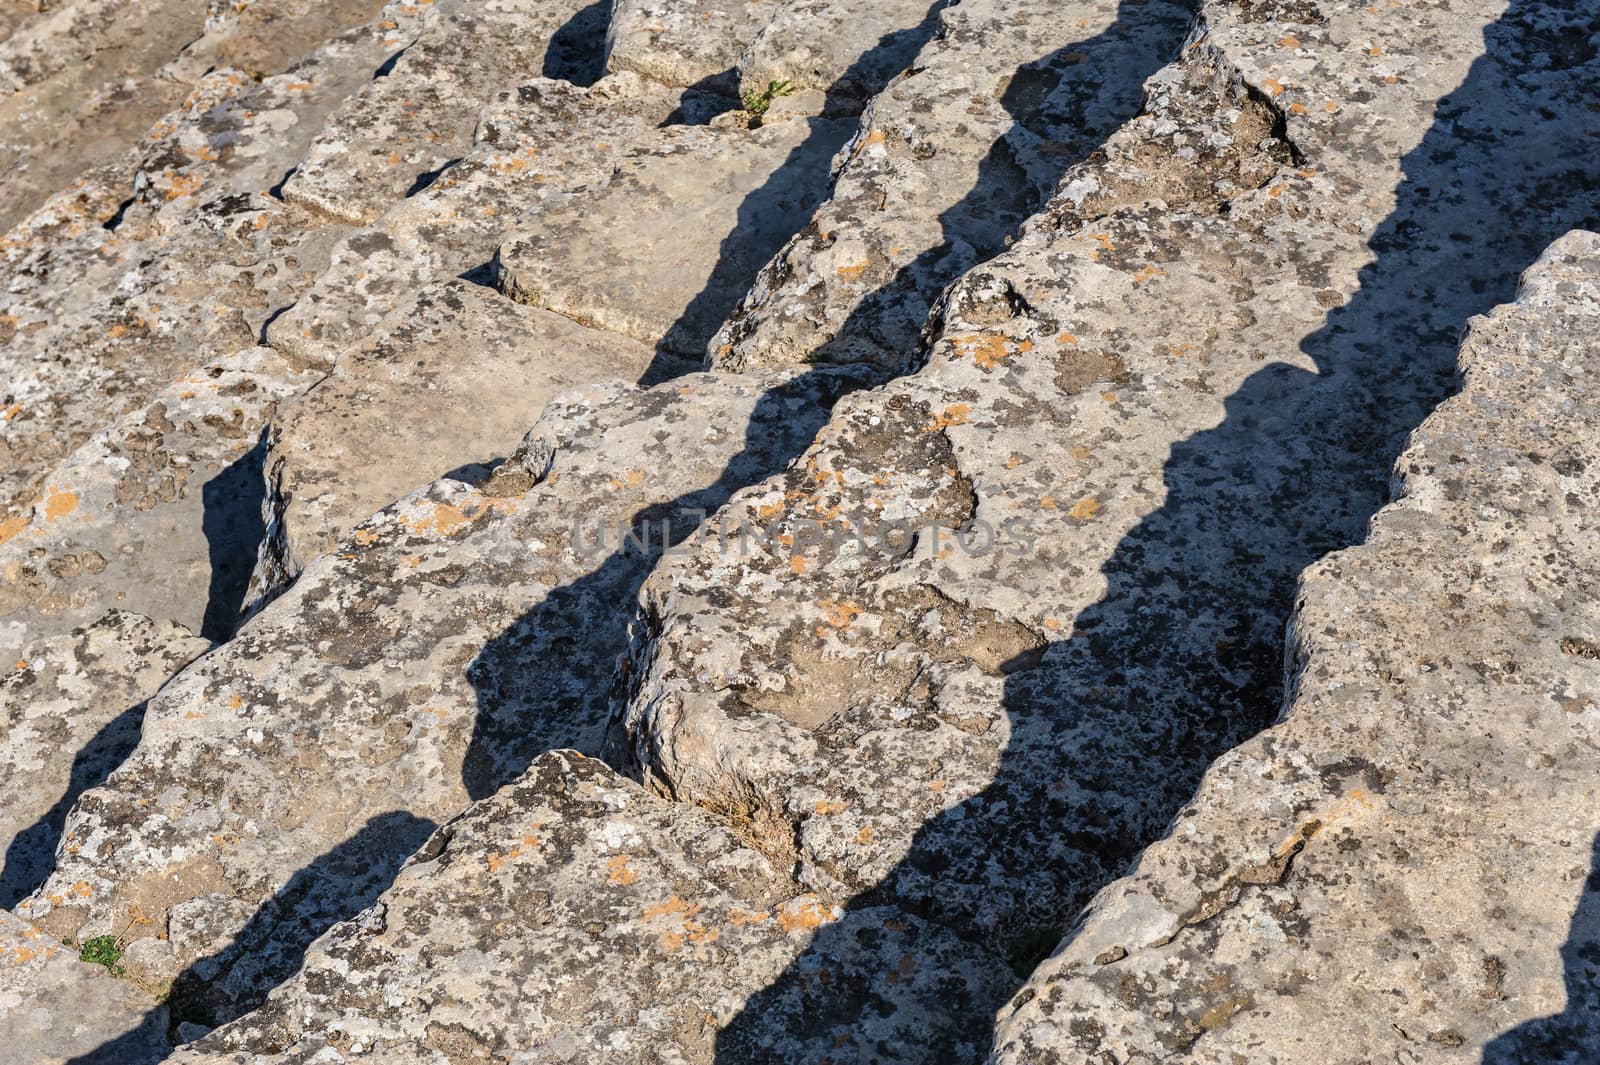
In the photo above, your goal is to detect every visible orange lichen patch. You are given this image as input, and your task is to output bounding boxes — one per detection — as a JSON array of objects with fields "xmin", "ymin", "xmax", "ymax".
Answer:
[
  {"xmin": 284, "ymin": 81, "xmax": 312, "ymax": 92},
  {"xmin": 777, "ymin": 894, "xmax": 837, "ymax": 934},
  {"xmin": 854, "ymin": 825, "xmax": 875, "ymax": 845},
  {"xmin": 403, "ymin": 500, "xmax": 477, "ymax": 538},
  {"xmin": 950, "ymin": 333, "xmax": 1011, "ymax": 371},
  {"xmin": 643, "ymin": 895, "xmax": 695, "ymax": 920},
  {"xmin": 1039, "ymin": 496, "xmax": 1058, "ymax": 511},
  {"xmin": 228, "ymin": 693, "xmax": 244, "ymax": 710},
  {"xmin": 608, "ymin": 469, "xmax": 647, "ymax": 491},
  {"xmin": 1324, "ymin": 100, "xmax": 1340, "ymax": 113},
  {"xmin": 1057, "ymin": 332, "xmax": 1079, "ymax": 345},
  {"xmin": 13, "ymin": 660, "xmax": 26, "ymax": 671},
  {"xmin": 927, "ymin": 403, "xmax": 971, "ymax": 431},
  {"xmin": 1131, "ymin": 265, "xmax": 1166, "ymax": 285},
  {"xmin": 851, "ymin": 129, "xmax": 887, "ymax": 159},
  {"xmin": 1269, "ymin": 185, "xmax": 1287, "ymax": 198},
  {"xmin": 1289, "ymin": 102, "xmax": 1308, "ymax": 115},
  {"xmin": 1, "ymin": 404, "xmax": 18, "ymax": 420},
  {"xmin": 1100, "ymin": 391, "xmax": 1119, "ymax": 404},
  {"xmin": 163, "ymin": 172, "xmax": 204, "ymax": 201},
  {"xmin": 1367, "ymin": 45, "xmax": 1384, "ymax": 56},
  {"xmin": 1004, "ymin": 454, "xmax": 1026, "ymax": 469},
  {"xmin": 728, "ymin": 907, "xmax": 770, "ymax": 926},
  {"xmin": 813, "ymin": 799, "xmax": 848, "ymax": 815},
  {"xmin": 1278, "ymin": 35, "xmax": 1301, "ymax": 48},
  {"xmin": 43, "ymin": 489, "xmax": 78, "ymax": 522},
  {"xmin": 194, "ymin": 144, "xmax": 220, "ymax": 163},
  {"xmin": 928, "ymin": 780, "xmax": 946, "ymax": 795},
  {"xmin": 789, "ymin": 554, "xmax": 806, "ymax": 575},
  {"xmin": 1297, "ymin": 168, "xmax": 1319, "ymax": 179},
  {"xmin": 819, "ymin": 598, "xmax": 863, "ymax": 630},
  {"xmin": 1044, "ymin": 617, "xmax": 1064, "ymax": 632},
  {"xmin": 0, "ymin": 514, "xmax": 29, "ymax": 545},
  {"xmin": 353, "ymin": 528, "xmax": 382, "ymax": 546},
  {"xmin": 1262, "ymin": 77, "xmax": 1286, "ymax": 96},
  {"xmin": 386, "ymin": 151, "xmax": 402, "ymax": 166},
  {"xmin": 607, "ymin": 855, "xmax": 639, "ymax": 886},
  {"xmin": 835, "ymin": 260, "xmax": 871, "ymax": 282},
  {"xmin": 1068, "ymin": 497, "xmax": 1101, "ymax": 522}
]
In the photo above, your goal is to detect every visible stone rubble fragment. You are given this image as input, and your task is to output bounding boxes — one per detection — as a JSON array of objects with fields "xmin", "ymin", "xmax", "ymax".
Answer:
[{"xmin": 990, "ymin": 230, "xmax": 1600, "ymax": 1065}]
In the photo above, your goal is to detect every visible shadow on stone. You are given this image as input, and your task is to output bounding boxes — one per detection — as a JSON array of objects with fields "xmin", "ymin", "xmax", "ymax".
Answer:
[{"xmin": 200, "ymin": 434, "xmax": 269, "ymax": 644}]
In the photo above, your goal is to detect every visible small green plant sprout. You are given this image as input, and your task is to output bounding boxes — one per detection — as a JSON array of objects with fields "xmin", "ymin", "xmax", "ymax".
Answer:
[
  {"xmin": 742, "ymin": 79, "xmax": 796, "ymax": 117},
  {"xmin": 76, "ymin": 934, "xmax": 126, "ymax": 976}
]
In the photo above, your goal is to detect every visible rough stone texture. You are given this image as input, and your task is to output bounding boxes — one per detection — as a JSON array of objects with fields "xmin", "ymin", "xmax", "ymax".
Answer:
[
  {"xmin": 990, "ymin": 231, "xmax": 1600, "ymax": 1064},
  {"xmin": 280, "ymin": 0, "xmax": 600, "ymax": 226},
  {"xmin": 0, "ymin": 909, "xmax": 170, "ymax": 1064},
  {"xmin": 0, "ymin": 612, "xmax": 209, "ymax": 909},
  {"xmin": 167, "ymin": 750, "xmax": 1012, "ymax": 1064},
  {"xmin": 612, "ymin": 0, "xmax": 1600, "ymax": 1053},
  {"xmin": 255, "ymin": 279, "xmax": 657, "ymax": 594},
  {"xmin": 0, "ymin": 346, "xmax": 321, "ymax": 660},
  {"xmin": 710, "ymin": 0, "xmax": 1194, "ymax": 370},
  {"xmin": 0, "ymin": 0, "xmax": 439, "ymax": 512},
  {"xmin": 265, "ymin": 73, "xmax": 688, "ymax": 369},
  {"xmin": 495, "ymin": 116, "xmax": 853, "ymax": 357},
  {"xmin": 20, "ymin": 368, "xmax": 865, "ymax": 1028},
  {"xmin": 607, "ymin": 0, "xmax": 778, "ymax": 92}
]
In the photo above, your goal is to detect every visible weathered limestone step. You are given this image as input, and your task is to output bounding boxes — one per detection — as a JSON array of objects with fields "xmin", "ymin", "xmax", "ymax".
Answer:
[
  {"xmin": 281, "ymin": 0, "xmax": 599, "ymax": 226},
  {"xmin": 0, "ymin": 612, "xmax": 209, "ymax": 908},
  {"xmin": 606, "ymin": 0, "xmax": 779, "ymax": 92},
  {"xmin": 253, "ymin": 278, "xmax": 657, "ymax": 599},
  {"xmin": 711, "ymin": 0, "xmax": 1194, "ymax": 371},
  {"xmin": 0, "ymin": 0, "xmax": 389, "ymax": 233},
  {"xmin": 19, "ymin": 368, "xmax": 865, "ymax": 1027},
  {"xmin": 0, "ymin": 346, "xmax": 321, "ymax": 661},
  {"xmin": 0, "ymin": 909, "xmax": 169, "ymax": 1064},
  {"xmin": 494, "ymin": 116, "xmax": 853, "ymax": 358},
  {"xmin": 990, "ymin": 230, "xmax": 1600, "ymax": 1065},
  {"xmin": 0, "ymin": 2, "xmax": 438, "ymax": 509},
  {"xmin": 611, "ymin": 0, "xmax": 1600, "ymax": 1023},
  {"xmin": 168, "ymin": 750, "xmax": 1013, "ymax": 1064},
  {"xmin": 265, "ymin": 74, "xmax": 690, "ymax": 369}
]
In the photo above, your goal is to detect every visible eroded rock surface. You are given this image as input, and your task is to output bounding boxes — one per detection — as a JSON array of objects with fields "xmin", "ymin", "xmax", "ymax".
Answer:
[
  {"xmin": 991, "ymin": 231, "xmax": 1600, "ymax": 1064},
  {"xmin": 20, "ymin": 368, "xmax": 864, "ymax": 1028},
  {"xmin": 0, "ymin": 612, "xmax": 209, "ymax": 908}
]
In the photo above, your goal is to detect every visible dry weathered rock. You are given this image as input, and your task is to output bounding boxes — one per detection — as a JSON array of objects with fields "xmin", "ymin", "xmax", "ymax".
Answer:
[
  {"xmin": 20, "ymin": 368, "xmax": 864, "ymax": 1027},
  {"xmin": 280, "ymin": 0, "xmax": 601, "ymax": 226},
  {"xmin": 166, "ymin": 750, "xmax": 1012, "ymax": 1064},
  {"xmin": 265, "ymin": 74, "xmax": 687, "ymax": 369},
  {"xmin": 0, "ymin": 346, "xmax": 321, "ymax": 661},
  {"xmin": 0, "ymin": 611, "xmax": 209, "ymax": 909},
  {"xmin": 0, "ymin": 909, "xmax": 170, "ymax": 1064},
  {"xmin": 606, "ymin": 0, "xmax": 779, "ymax": 92},
  {"xmin": 611, "ymin": 0, "xmax": 1600, "ymax": 1055},
  {"xmin": 711, "ymin": 0, "xmax": 1194, "ymax": 370},
  {"xmin": 254, "ymin": 279, "xmax": 657, "ymax": 594},
  {"xmin": 495, "ymin": 117, "xmax": 853, "ymax": 357},
  {"xmin": 990, "ymin": 231, "xmax": 1600, "ymax": 1064}
]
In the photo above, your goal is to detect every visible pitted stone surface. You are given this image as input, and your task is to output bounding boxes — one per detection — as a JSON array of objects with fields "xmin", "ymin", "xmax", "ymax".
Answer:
[
  {"xmin": 0, "ymin": 346, "xmax": 320, "ymax": 660},
  {"xmin": 280, "ymin": 0, "xmax": 599, "ymax": 226},
  {"xmin": 607, "ymin": 0, "xmax": 778, "ymax": 92},
  {"xmin": 990, "ymin": 231, "xmax": 1600, "ymax": 1065},
  {"xmin": 495, "ymin": 117, "xmax": 853, "ymax": 357},
  {"xmin": 613, "ymin": 0, "xmax": 1600, "ymax": 1020},
  {"xmin": 0, "ymin": 909, "xmax": 170, "ymax": 1064},
  {"xmin": 20, "ymin": 368, "xmax": 865, "ymax": 1027},
  {"xmin": 711, "ymin": 0, "xmax": 1195, "ymax": 370},
  {"xmin": 0, "ymin": 611, "xmax": 209, "ymax": 908},
  {"xmin": 266, "ymin": 74, "xmax": 687, "ymax": 368},
  {"xmin": 167, "ymin": 750, "xmax": 1013, "ymax": 1064},
  {"xmin": 256, "ymin": 279, "xmax": 657, "ymax": 593}
]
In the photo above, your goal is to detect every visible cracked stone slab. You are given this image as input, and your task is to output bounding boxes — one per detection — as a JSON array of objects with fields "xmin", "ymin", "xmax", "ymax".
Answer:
[
  {"xmin": 495, "ymin": 117, "xmax": 853, "ymax": 357},
  {"xmin": 254, "ymin": 278, "xmax": 657, "ymax": 595},
  {"xmin": 281, "ymin": 0, "xmax": 599, "ymax": 226},
  {"xmin": 606, "ymin": 0, "xmax": 779, "ymax": 92},
  {"xmin": 265, "ymin": 73, "xmax": 688, "ymax": 369},
  {"xmin": 711, "ymin": 0, "xmax": 1194, "ymax": 371},
  {"xmin": 990, "ymin": 230, "xmax": 1600, "ymax": 1064},
  {"xmin": 19, "ymin": 367, "xmax": 867, "ymax": 1028},
  {"xmin": 0, "ymin": 611, "xmax": 209, "ymax": 909},
  {"xmin": 0, "ymin": 3, "xmax": 441, "ymax": 509},
  {"xmin": 168, "ymin": 750, "xmax": 1013, "ymax": 1064},
  {"xmin": 613, "ymin": 0, "xmax": 1600, "ymax": 1009},
  {"xmin": 0, "ymin": 345, "xmax": 321, "ymax": 661},
  {"xmin": 0, "ymin": 909, "xmax": 170, "ymax": 1065}
]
